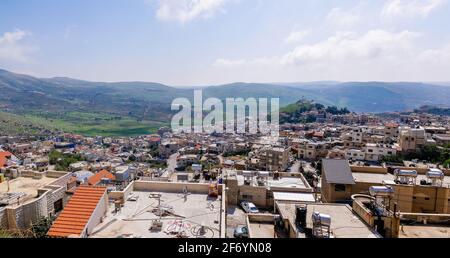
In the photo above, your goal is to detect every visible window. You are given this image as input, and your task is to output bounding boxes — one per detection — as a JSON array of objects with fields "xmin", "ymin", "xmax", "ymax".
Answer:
[
  {"xmin": 425, "ymin": 197, "xmax": 430, "ymax": 201},
  {"xmin": 54, "ymin": 199, "xmax": 63, "ymax": 213},
  {"xmin": 334, "ymin": 184, "xmax": 346, "ymax": 192}
]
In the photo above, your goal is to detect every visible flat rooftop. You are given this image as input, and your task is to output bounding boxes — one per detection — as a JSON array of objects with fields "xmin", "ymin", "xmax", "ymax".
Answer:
[
  {"xmin": 352, "ymin": 172, "xmax": 450, "ymax": 188},
  {"xmin": 416, "ymin": 174, "xmax": 450, "ymax": 188},
  {"xmin": 276, "ymin": 202, "xmax": 379, "ymax": 238},
  {"xmin": 0, "ymin": 176, "xmax": 57, "ymax": 206},
  {"xmin": 399, "ymin": 225, "xmax": 450, "ymax": 238},
  {"xmin": 90, "ymin": 191, "xmax": 222, "ymax": 238},
  {"xmin": 236, "ymin": 175, "xmax": 307, "ymax": 189},
  {"xmin": 352, "ymin": 172, "xmax": 395, "ymax": 184},
  {"xmin": 248, "ymin": 222, "xmax": 275, "ymax": 238}
]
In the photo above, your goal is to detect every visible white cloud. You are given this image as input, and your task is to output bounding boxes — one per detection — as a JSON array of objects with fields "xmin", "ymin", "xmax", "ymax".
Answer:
[
  {"xmin": 281, "ymin": 30, "xmax": 421, "ymax": 65},
  {"xmin": 381, "ymin": 0, "xmax": 447, "ymax": 19},
  {"xmin": 155, "ymin": 0, "xmax": 229, "ymax": 23},
  {"xmin": 284, "ymin": 30, "xmax": 310, "ymax": 44},
  {"xmin": 0, "ymin": 30, "xmax": 34, "ymax": 62},
  {"xmin": 211, "ymin": 29, "xmax": 450, "ymax": 81},
  {"xmin": 327, "ymin": 7, "xmax": 361, "ymax": 27},
  {"xmin": 216, "ymin": 30, "xmax": 423, "ymax": 68}
]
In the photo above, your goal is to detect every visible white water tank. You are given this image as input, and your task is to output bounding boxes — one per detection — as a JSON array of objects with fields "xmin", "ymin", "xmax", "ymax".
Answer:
[
  {"xmin": 427, "ymin": 169, "xmax": 444, "ymax": 179},
  {"xmin": 312, "ymin": 212, "xmax": 331, "ymax": 226},
  {"xmin": 395, "ymin": 169, "xmax": 418, "ymax": 178},
  {"xmin": 369, "ymin": 185, "xmax": 394, "ymax": 197}
]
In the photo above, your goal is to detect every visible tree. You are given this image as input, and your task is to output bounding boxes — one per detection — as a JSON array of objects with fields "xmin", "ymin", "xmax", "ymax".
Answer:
[
  {"xmin": 48, "ymin": 150, "xmax": 84, "ymax": 171},
  {"xmin": 444, "ymin": 159, "xmax": 450, "ymax": 169},
  {"xmin": 31, "ymin": 216, "xmax": 55, "ymax": 238}
]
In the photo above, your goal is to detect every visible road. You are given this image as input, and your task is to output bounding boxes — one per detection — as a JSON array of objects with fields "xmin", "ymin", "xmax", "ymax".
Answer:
[
  {"xmin": 167, "ymin": 153, "xmax": 179, "ymax": 172},
  {"xmin": 290, "ymin": 160, "xmax": 301, "ymax": 173},
  {"xmin": 160, "ymin": 153, "xmax": 179, "ymax": 178}
]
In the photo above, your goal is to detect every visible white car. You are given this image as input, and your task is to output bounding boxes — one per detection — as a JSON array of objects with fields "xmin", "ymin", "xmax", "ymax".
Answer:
[{"xmin": 240, "ymin": 201, "xmax": 259, "ymax": 213}]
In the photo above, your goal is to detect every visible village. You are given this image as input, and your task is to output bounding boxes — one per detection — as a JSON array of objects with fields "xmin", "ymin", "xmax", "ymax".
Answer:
[{"xmin": 1, "ymin": 109, "xmax": 450, "ymax": 238}]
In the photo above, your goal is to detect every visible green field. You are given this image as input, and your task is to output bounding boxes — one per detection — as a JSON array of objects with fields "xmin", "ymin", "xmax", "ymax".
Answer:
[
  {"xmin": 2, "ymin": 111, "xmax": 168, "ymax": 137},
  {"xmin": 0, "ymin": 112, "xmax": 55, "ymax": 135}
]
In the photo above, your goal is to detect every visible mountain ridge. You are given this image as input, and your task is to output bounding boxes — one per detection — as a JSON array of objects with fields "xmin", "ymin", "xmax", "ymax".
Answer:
[{"xmin": 2, "ymin": 68, "xmax": 450, "ymax": 115}]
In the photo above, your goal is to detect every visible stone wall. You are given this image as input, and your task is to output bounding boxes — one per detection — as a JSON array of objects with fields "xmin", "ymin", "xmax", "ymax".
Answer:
[
  {"xmin": 1, "ymin": 172, "xmax": 72, "ymax": 230},
  {"xmin": 0, "ymin": 207, "xmax": 7, "ymax": 229},
  {"xmin": 6, "ymin": 190, "xmax": 49, "ymax": 230}
]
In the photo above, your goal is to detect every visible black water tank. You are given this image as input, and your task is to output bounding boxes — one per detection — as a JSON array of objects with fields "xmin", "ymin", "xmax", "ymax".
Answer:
[{"xmin": 296, "ymin": 205, "xmax": 307, "ymax": 228}]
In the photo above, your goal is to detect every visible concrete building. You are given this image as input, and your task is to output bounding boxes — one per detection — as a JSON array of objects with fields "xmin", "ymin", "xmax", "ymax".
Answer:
[
  {"xmin": 0, "ymin": 170, "xmax": 73, "ymax": 231},
  {"xmin": 158, "ymin": 141, "xmax": 179, "ymax": 158},
  {"xmin": 363, "ymin": 143, "xmax": 397, "ymax": 161},
  {"xmin": 224, "ymin": 170, "xmax": 314, "ymax": 209},
  {"xmin": 89, "ymin": 180, "xmax": 226, "ymax": 238},
  {"xmin": 9, "ymin": 144, "xmax": 32, "ymax": 154},
  {"xmin": 258, "ymin": 147, "xmax": 290, "ymax": 172},
  {"xmin": 321, "ymin": 159, "xmax": 355, "ymax": 203},
  {"xmin": 399, "ymin": 127, "xmax": 427, "ymax": 152},
  {"xmin": 294, "ymin": 139, "xmax": 330, "ymax": 160},
  {"xmin": 352, "ymin": 168, "xmax": 450, "ymax": 214},
  {"xmin": 275, "ymin": 202, "xmax": 379, "ymax": 238},
  {"xmin": 342, "ymin": 127, "xmax": 365, "ymax": 148},
  {"xmin": 345, "ymin": 144, "xmax": 397, "ymax": 161},
  {"xmin": 176, "ymin": 154, "xmax": 200, "ymax": 168},
  {"xmin": 321, "ymin": 162, "xmax": 450, "ymax": 214},
  {"xmin": 434, "ymin": 134, "xmax": 450, "ymax": 146},
  {"xmin": 345, "ymin": 149, "xmax": 366, "ymax": 161}
]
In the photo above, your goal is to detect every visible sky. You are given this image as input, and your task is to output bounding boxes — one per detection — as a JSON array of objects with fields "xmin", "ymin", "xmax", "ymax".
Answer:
[{"xmin": 0, "ymin": 0, "xmax": 450, "ymax": 85}]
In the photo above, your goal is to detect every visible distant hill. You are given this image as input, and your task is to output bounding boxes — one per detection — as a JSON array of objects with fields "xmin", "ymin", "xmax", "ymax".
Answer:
[
  {"xmin": 414, "ymin": 106, "xmax": 450, "ymax": 116},
  {"xmin": 280, "ymin": 100, "xmax": 350, "ymax": 124},
  {"xmin": 2, "ymin": 68, "xmax": 450, "ymax": 135}
]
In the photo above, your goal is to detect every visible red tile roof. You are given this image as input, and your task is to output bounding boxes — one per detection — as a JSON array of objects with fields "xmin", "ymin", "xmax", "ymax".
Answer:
[
  {"xmin": 0, "ymin": 152, "xmax": 12, "ymax": 168},
  {"xmin": 0, "ymin": 157, "xmax": 6, "ymax": 168},
  {"xmin": 88, "ymin": 169, "xmax": 116, "ymax": 186},
  {"xmin": 47, "ymin": 186, "xmax": 107, "ymax": 238},
  {"xmin": 0, "ymin": 151, "xmax": 12, "ymax": 158}
]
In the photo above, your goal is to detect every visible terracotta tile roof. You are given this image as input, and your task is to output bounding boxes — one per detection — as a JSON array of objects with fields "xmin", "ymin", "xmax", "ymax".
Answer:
[
  {"xmin": 0, "ymin": 151, "xmax": 12, "ymax": 168},
  {"xmin": 0, "ymin": 151, "xmax": 12, "ymax": 158},
  {"xmin": 88, "ymin": 169, "xmax": 116, "ymax": 186},
  {"xmin": 0, "ymin": 156, "xmax": 6, "ymax": 168},
  {"xmin": 47, "ymin": 186, "xmax": 107, "ymax": 238}
]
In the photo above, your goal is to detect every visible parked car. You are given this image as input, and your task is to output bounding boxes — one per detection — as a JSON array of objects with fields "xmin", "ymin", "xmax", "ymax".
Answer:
[
  {"xmin": 233, "ymin": 226, "xmax": 249, "ymax": 238},
  {"xmin": 240, "ymin": 201, "xmax": 259, "ymax": 213}
]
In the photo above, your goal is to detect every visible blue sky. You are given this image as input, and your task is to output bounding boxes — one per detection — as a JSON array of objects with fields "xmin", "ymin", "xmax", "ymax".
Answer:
[{"xmin": 1, "ymin": 0, "xmax": 450, "ymax": 85}]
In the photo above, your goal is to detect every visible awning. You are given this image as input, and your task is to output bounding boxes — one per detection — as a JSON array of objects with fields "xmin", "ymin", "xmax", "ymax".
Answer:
[{"xmin": 273, "ymin": 192, "xmax": 315, "ymax": 202}]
